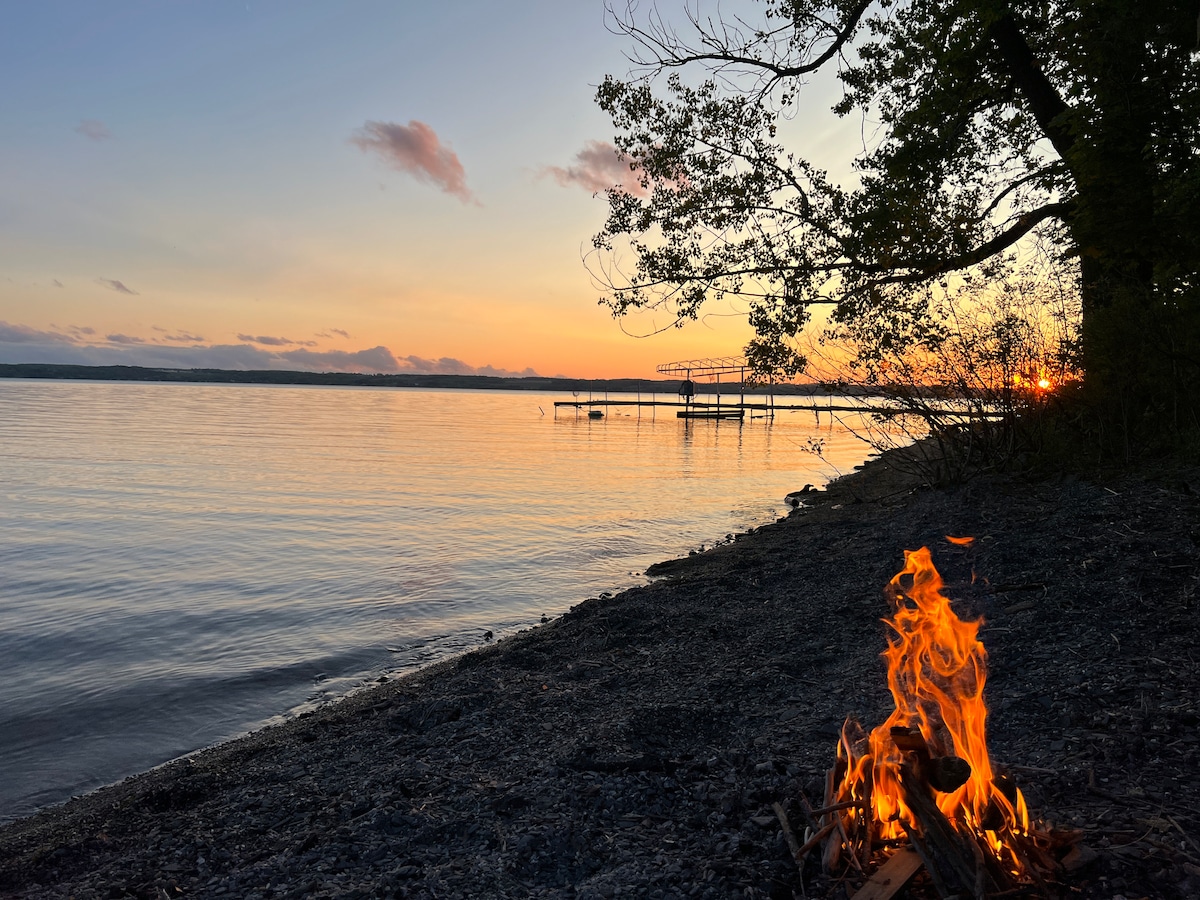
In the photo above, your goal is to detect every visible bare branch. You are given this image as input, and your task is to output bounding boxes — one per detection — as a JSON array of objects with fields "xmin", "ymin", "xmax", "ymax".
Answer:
[{"xmin": 608, "ymin": 0, "xmax": 873, "ymax": 90}]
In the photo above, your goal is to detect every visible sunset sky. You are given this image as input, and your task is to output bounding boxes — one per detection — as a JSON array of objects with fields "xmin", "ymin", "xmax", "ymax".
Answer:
[{"xmin": 1, "ymin": 1, "xmax": 857, "ymax": 379}]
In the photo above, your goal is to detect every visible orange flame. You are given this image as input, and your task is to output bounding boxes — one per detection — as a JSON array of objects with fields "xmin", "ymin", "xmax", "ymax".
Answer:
[{"xmin": 834, "ymin": 547, "xmax": 1029, "ymax": 871}]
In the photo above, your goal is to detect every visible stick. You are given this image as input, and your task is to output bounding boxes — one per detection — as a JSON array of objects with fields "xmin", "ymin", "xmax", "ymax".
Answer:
[
  {"xmin": 809, "ymin": 799, "xmax": 858, "ymax": 817},
  {"xmin": 798, "ymin": 793, "xmax": 822, "ymax": 833},
  {"xmin": 821, "ymin": 765, "xmax": 843, "ymax": 873},
  {"xmin": 1167, "ymin": 814, "xmax": 1200, "ymax": 858},
  {"xmin": 859, "ymin": 760, "xmax": 875, "ymax": 873},
  {"xmin": 796, "ymin": 822, "xmax": 839, "ymax": 860},
  {"xmin": 772, "ymin": 802, "xmax": 807, "ymax": 874}
]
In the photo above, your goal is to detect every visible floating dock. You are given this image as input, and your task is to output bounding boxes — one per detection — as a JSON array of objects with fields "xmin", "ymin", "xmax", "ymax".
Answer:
[{"xmin": 677, "ymin": 408, "xmax": 745, "ymax": 420}]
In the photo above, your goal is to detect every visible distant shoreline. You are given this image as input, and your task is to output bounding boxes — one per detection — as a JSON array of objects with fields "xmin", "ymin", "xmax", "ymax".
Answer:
[{"xmin": 0, "ymin": 363, "xmax": 873, "ymax": 396}]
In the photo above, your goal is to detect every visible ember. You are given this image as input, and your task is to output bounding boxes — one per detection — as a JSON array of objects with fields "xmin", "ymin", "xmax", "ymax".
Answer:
[{"xmin": 809, "ymin": 544, "xmax": 1079, "ymax": 898}]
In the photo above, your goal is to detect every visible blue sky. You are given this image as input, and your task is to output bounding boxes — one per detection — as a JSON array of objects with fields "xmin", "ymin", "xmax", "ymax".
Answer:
[{"xmin": 0, "ymin": 1, "xmax": 857, "ymax": 378}]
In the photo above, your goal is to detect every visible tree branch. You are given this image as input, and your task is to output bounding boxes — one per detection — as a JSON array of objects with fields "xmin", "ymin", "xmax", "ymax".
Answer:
[
  {"xmin": 980, "ymin": 165, "xmax": 1064, "ymax": 220},
  {"xmin": 987, "ymin": 14, "xmax": 1076, "ymax": 162},
  {"xmin": 613, "ymin": 0, "xmax": 873, "ymax": 88},
  {"xmin": 857, "ymin": 201, "xmax": 1073, "ymax": 288}
]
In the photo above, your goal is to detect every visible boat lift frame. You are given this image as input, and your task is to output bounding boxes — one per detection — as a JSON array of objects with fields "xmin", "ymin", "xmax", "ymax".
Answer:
[{"xmin": 655, "ymin": 356, "xmax": 754, "ymax": 420}]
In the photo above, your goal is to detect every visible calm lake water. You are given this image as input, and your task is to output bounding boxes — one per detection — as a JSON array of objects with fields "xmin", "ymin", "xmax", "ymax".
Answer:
[{"xmin": 0, "ymin": 379, "xmax": 877, "ymax": 820}]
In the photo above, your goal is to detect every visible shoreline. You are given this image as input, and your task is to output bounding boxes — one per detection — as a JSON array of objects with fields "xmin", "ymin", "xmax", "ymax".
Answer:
[
  {"xmin": 2, "ymin": 449, "xmax": 1198, "ymax": 898},
  {"xmin": 0, "ymin": 363, "xmax": 867, "ymax": 396}
]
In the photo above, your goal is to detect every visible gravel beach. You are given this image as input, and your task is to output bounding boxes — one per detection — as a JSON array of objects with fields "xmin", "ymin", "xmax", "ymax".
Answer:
[{"xmin": 2, "ymin": 447, "xmax": 1199, "ymax": 899}]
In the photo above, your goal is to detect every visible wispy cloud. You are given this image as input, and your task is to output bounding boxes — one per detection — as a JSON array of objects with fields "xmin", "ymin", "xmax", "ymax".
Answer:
[
  {"xmin": 52, "ymin": 279, "xmax": 64, "ymax": 288},
  {"xmin": 97, "ymin": 278, "xmax": 138, "ymax": 295},
  {"xmin": 237, "ymin": 333, "xmax": 317, "ymax": 347},
  {"xmin": 350, "ymin": 120, "xmax": 475, "ymax": 203},
  {"xmin": 543, "ymin": 140, "xmax": 648, "ymax": 197},
  {"xmin": 331, "ymin": 328, "xmax": 350, "ymax": 338},
  {"xmin": 106, "ymin": 333, "xmax": 146, "ymax": 344},
  {"xmin": 75, "ymin": 119, "xmax": 111, "ymax": 141}
]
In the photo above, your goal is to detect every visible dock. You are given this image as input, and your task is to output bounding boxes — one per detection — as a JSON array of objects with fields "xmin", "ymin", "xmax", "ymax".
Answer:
[
  {"xmin": 552, "ymin": 356, "xmax": 904, "ymax": 422},
  {"xmin": 552, "ymin": 397, "xmax": 893, "ymax": 417}
]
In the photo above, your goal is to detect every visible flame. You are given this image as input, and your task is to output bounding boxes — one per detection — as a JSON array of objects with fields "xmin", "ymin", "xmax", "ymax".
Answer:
[{"xmin": 834, "ymin": 546, "xmax": 1029, "ymax": 872}]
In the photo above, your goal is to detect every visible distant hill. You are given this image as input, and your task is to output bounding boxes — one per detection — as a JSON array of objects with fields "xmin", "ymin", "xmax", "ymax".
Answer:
[{"xmin": 0, "ymin": 363, "xmax": 864, "ymax": 395}]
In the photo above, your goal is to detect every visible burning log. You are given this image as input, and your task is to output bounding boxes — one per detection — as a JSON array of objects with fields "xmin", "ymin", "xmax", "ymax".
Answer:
[
  {"xmin": 889, "ymin": 726, "xmax": 972, "ymax": 794},
  {"xmin": 898, "ymin": 762, "xmax": 1001, "ymax": 898}
]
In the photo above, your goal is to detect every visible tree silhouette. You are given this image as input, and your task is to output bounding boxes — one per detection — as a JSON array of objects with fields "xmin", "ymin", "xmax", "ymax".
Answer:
[{"xmin": 594, "ymin": 0, "xmax": 1200, "ymax": 453}]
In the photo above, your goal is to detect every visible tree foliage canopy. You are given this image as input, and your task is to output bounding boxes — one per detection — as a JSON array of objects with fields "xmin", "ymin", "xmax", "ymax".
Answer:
[{"xmin": 594, "ymin": 0, "xmax": 1200, "ymax": 437}]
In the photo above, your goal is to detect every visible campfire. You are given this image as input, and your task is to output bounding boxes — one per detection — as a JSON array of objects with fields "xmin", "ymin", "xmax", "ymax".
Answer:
[{"xmin": 789, "ymin": 542, "xmax": 1083, "ymax": 899}]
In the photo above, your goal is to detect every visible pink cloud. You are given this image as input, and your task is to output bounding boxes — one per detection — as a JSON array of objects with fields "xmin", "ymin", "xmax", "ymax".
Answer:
[
  {"xmin": 75, "ymin": 119, "xmax": 111, "ymax": 141},
  {"xmin": 350, "ymin": 120, "xmax": 474, "ymax": 202},
  {"xmin": 543, "ymin": 140, "xmax": 648, "ymax": 197}
]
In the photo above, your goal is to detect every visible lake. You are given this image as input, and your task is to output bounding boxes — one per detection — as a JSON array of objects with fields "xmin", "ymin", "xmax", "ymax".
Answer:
[{"xmin": 0, "ymin": 379, "xmax": 877, "ymax": 820}]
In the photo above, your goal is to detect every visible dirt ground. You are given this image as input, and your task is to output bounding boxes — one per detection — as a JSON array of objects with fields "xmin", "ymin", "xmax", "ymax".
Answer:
[{"xmin": 2, "ymin": 446, "xmax": 1198, "ymax": 899}]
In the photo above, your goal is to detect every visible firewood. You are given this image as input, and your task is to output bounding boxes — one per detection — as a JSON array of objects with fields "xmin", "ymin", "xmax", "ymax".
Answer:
[
  {"xmin": 821, "ymin": 764, "xmax": 842, "ymax": 873},
  {"xmin": 858, "ymin": 759, "xmax": 875, "ymax": 872},
  {"xmin": 890, "ymin": 726, "xmax": 929, "ymax": 755},
  {"xmin": 773, "ymin": 801, "xmax": 836, "ymax": 875},
  {"xmin": 890, "ymin": 726, "xmax": 971, "ymax": 793},
  {"xmin": 927, "ymin": 755, "xmax": 972, "ymax": 793},
  {"xmin": 898, "ymin": 762, "xmax": 1004, "ymax": 898},
  {"xmin": 848, "ymin": 848, "xmax": 922, "ymax": 900},
  {"xmin": 809, "ymin": 799, "xmax": 858, "ymax": 817},
  {"xmin": 899, "ymin": 819, "xmax": 954, "ymax": 900},
  {"xmin": 797, "ymin": 822, "xmax": 839, "ymax": 861},
  {"xmin": 772, "ymin": 801, "xmax": 806, "ymax": 875}
]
